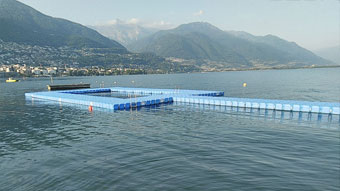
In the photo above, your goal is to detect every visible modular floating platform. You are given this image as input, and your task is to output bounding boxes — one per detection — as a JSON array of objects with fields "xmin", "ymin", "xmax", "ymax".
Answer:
[{"xmin": 25, "ymin": 87, "xmax": 340, "ymax": 115}]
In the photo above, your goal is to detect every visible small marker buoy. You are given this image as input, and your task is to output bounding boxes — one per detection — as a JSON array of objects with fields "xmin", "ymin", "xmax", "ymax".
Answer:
[
  {"xmin": 243, "ymin": 82, "xmax": 247, "ymax": 87},
  {"xmin": 88, "ymin": 105, "xmax": 93, "ymax": 112}
]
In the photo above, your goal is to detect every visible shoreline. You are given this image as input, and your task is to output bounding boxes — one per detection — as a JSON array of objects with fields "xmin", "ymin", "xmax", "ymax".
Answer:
[{"xmin": 1, "ymin": 65, "xmax": 339, "ymax": 79}]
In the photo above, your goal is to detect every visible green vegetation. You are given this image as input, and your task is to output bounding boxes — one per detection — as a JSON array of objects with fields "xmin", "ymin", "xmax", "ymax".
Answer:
[
  {"xmin": 0, "ymin": 40, "xmax": 200, "ymax": 75},
  {"xmin": 0, "ymin": 0, "xmax": 126, "ymax": 50}
]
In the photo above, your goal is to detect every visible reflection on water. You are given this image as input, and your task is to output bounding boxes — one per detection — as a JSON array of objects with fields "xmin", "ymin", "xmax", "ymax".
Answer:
[
  {"xmin": 174, "ymin": 102, "xmax": 340, "ymax": 127},
  {"xmin": 26, "ymin": 98, "xmax": 340, "ymax": 128}
]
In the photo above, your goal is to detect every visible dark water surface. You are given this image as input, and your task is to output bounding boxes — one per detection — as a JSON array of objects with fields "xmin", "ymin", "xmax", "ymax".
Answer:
[{"xmin": 0, "ymin": 68, "xmax": 339, "ymax": 190}]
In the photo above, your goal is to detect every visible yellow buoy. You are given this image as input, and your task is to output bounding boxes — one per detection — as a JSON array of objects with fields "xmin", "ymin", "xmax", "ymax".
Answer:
[{"xmin": 243, "ymin": 82, "xmax": 247, "ymax": 87}]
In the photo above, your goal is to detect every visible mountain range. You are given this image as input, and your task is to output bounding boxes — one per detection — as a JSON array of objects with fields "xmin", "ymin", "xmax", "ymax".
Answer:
[
  {"xmin": 127, "ymin": 22, "xmax": 332, "ymax": 68},
  {"xmin": 0, "ymin": 0, "xmax": 126, "ymax": 52},
  {"xmin": 0, "ymin": 0, "xmax": 337, "ymax": 72}
]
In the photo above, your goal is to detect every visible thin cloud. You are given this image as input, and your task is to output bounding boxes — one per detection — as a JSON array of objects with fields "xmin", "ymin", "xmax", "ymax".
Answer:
[
  {"xmin": 95, "ymin": 18, "xmax": 174, "ymax": 29},
  {"xmin": 143, "ymin": 20, "xmax": 174, "ymax": 29},
  {"xmin": 127, "ymin": 18, "xmax": 139, "ymax": 25},
  {"xmin": 193, "ymin": 10, "xmax": 204, "ymax": 16}
]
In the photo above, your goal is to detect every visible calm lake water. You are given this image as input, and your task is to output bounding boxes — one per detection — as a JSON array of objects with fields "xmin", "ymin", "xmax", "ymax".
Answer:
[{"xmin": 0, "ymin": 68, "xmax": 339, "ymax": 191}]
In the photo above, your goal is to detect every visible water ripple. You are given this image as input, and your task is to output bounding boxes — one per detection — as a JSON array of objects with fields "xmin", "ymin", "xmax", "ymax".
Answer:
[{"xmin": 0, "ymin": 69, "xmax": 339, "ymax": 190}]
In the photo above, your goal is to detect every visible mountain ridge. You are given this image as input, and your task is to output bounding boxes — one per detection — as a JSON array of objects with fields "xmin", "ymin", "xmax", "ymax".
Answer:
[
  {"xmin": 88, "ymin": 20, "xmax": 158, "ymax": 46},
  {"xmin": 0, "ymin": 0, "xmax": 126, "ymax": 51},
  {"xmin": 313, "ymin": 45, "xmax": 340, "ymax": 64},
  {"xmin": 128, "ymin": 22, "xmax": 332, "ymax": 68}
]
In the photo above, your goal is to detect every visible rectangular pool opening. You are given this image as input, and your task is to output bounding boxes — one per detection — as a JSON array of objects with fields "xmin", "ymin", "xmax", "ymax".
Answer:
[{"xmin": 86, "ymin": 91, "xmax": 148, "ymax": 99}]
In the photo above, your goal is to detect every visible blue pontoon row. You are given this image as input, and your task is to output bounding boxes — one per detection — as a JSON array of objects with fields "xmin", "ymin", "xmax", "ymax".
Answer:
[{"xmin": 25, "ymin": 87, "xmax": 339, "ymax": 115}]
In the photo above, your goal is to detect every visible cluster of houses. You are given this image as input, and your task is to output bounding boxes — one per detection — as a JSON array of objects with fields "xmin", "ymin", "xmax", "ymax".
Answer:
[
  {"xmin": 0, "ymin": 64, "xmax": 64, "ymax": 77},
  {"xmin": 0, "ymin": 64, "xmax": 148, "ymax": 77}
]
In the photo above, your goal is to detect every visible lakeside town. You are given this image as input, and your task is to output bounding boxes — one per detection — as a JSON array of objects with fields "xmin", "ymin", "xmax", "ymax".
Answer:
[
  {"xmin": 0, "ymin": 39, "xmax": 199, "ymax": 77},
  {"xmin": 0, "ymin": 64, "xmax": 151, "ymax": 78},
  {"xmin": 1, "ymin": 37, "xmax": 339, "ymax": 79}
]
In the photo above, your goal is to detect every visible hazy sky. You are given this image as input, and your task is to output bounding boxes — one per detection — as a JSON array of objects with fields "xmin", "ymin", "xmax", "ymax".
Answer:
[{"xmin": 17, "ymin": 0, "xmax": 339, "ymax": 50}]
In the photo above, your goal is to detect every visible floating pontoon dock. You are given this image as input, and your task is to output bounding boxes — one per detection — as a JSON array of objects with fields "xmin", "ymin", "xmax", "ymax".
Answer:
[{"xmin": 25, "ymin": 87, "xmax": 340, "ymax": 115}]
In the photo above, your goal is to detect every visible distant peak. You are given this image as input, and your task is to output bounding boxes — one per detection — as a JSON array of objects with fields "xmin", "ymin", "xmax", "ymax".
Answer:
[
  {"xmin": 178, "ymin": 22, "xmax": 216, "ymax": 28},
  {"xmin": 183, "ymin": 21, "xmax": 213, "ymax": 26},
  {"xmin": 174, "ymin": 22, "xmax": 222, "ymax": 33},
  {"xmin": 264, "ymin": 34, "xmax": 279, "ymax": 39}
]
